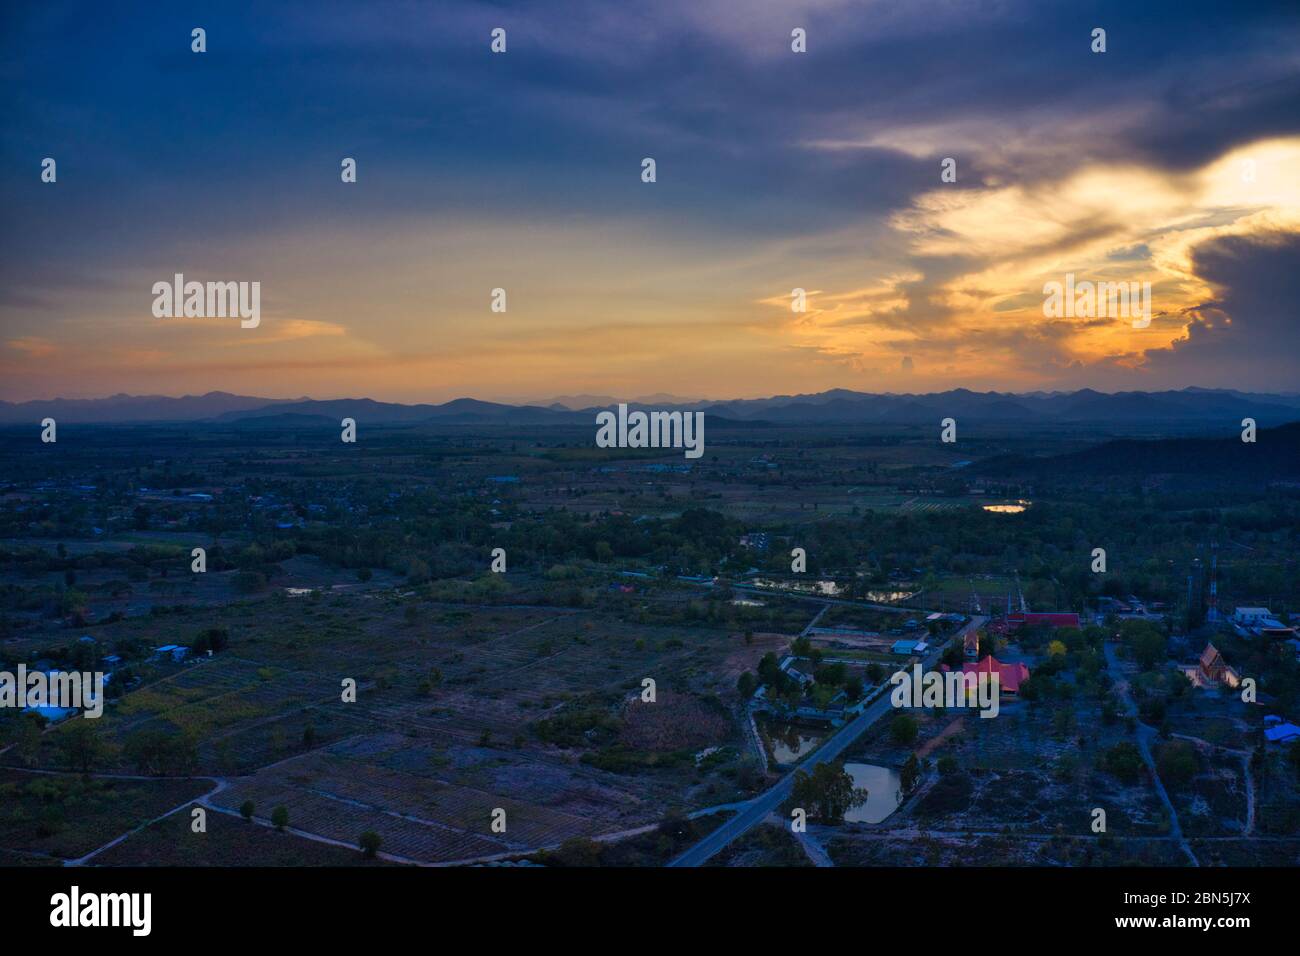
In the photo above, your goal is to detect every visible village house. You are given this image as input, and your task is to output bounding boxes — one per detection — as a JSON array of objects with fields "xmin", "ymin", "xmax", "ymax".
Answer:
[
  {"xmin": 988, "ymin": 609, "xmax": 1080, "ymax": 639},
  {"xmin": 891, "ymin": 638, "xmax": 929, "ymax": 656},
  {"xmin": 1264, "ymin": 715, "xmax": 1300, "ymax": 745},
  {"xmin": 1231, "ymin": 606, "xmax": 1298, "ymax": 640},
  {"xmin": 1233, "ymin": 606, "xmax": 1273, "ymax": 627}
]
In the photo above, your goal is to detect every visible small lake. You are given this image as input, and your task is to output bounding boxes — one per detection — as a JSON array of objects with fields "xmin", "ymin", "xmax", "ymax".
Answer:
[
  {"xmin": 843, "ymin": 763, "xmax": 904, "ymax": 824},
  {"xmin": 762, "ymin": 720, "xmax": 826, "ymax": 765},
  {"xmin": 983, "ymin": 500, "xmax": 1031, "ymax": 514}
]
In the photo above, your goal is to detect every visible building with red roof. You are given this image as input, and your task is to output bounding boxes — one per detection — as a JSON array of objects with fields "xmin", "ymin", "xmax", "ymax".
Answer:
[{"xmin": 943, "ymin": 655, "xmax": 1031, "ymax": 695}]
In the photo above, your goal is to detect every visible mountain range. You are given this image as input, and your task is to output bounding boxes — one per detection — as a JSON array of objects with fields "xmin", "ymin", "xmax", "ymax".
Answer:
[{"xmin": 2, "ymin": 388, "xmax": 1299, "ymax": 427}]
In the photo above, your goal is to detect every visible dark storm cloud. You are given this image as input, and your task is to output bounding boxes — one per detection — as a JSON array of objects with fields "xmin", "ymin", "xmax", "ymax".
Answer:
[
  {"xmin": 1139, "ymin": 232, "xmax": 1300, "ymax": 390},
  {"xmin": 4, "ymin": 0, "xmax": 1296, "ymax": 235}
]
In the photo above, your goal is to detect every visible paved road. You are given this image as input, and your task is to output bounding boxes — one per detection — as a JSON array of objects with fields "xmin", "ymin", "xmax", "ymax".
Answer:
[{"xmin": 668, "ymin": 615, "xmax": 986, "ymax": 867}]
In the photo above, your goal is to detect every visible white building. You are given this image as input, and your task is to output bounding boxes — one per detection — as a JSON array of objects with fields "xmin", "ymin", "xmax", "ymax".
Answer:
[
  {"xmin": 1232, "ymin": 606, "xmax": 1295, "ymax": 639},
  {"xmin": 1233, "ymin": 607, "xmax": 1272, "ymax": 625}
]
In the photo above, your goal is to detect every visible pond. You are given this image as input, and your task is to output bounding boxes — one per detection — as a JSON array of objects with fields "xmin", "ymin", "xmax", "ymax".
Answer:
[
  {"xmin": 843, "ymin": 762, "xmax": 904, "ymax": 824},
  {"xmin": 762, "ymin": 720, "xmax": 826, "ymax": 765},
  {"xmin": 982, "ymin": 500, "xmax": 1031, "ymax": 514}
]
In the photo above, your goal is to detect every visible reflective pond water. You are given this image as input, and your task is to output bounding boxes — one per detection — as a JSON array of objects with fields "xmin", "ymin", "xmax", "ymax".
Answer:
[
  {"xmin": 843, "ymin": 763, "xmax": 904, "ymax": 823},
  {"xmin": 763, "ymin": 721, "xmax": 826, "ymax": 765}
]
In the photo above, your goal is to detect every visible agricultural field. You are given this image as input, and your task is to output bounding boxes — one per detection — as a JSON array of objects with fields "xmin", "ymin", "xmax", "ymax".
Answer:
[
  {"xmin": 0, "ymin": 769, "xmax": 212, "ymax": 862},
  {"xmin": 9, "ymin": 580, "xmax": 795, "ymax": 864},
  {"xmin": 95, "ymin": 801, "xmax": 397, "ymax": 866}
]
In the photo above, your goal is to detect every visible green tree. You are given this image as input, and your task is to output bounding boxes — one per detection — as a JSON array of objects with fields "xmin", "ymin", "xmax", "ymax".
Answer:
[
  {"xmin": 192, "ymin": 627, "xmax": 229, "ymax": 655},
  {"xmin": 5, "ymin": 713, "xmax": 43, "ymax": 766},
  {"xmin": 814, "ymin": 662, "xmax": 847, "ymax": 686},
  {"xmin": 122, "ymin": 728, "xmax": 199, "ymax": 775},
  {"xmin": 757, "ymin": 652, "xmax": 783, "ymax": 687},
  {"xmin": 890, "ymin": 713, "xmax": 920, "ymax": 746},
  {"xmin": 1101, "ymin": 742, "xmax": 1143, "ymax": 784},
  {"xmin": 941, "ymin": 640, "xmax": 964, "ymax": 668},
  {"xmin": 900, "ymin": 753, "xmax": 921, "ymax": 793},
  {"xmin": 58, "ymin": 720, "xmax": 105, "ymax": 774},
  {"xmin": 790, "ymin": 762, "xmax": 868, "ymax": 823},
  {"xmin": 1122, "ymin": 620, "xmax": 1167, "ymax": 670}
]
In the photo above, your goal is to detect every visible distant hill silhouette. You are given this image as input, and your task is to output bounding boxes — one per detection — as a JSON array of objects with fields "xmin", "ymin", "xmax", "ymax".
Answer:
[
  {"xmin": 217, "ymin": 397, "xmax": 568, "ymax": 425},
  {"xmin": 697, "ymin": 387, "xmax": 1300, "ymax": 427},
  {"xmin": 978, "ymin": 421, "xmax": 1300, "ymax": 479},
  {"xmin": 2, "ymin": 387, "xmax": 1298, "ymax": 427},
  {"xmin": 0, "ymin": 391, "xmax": 302, "ymax": 423}
]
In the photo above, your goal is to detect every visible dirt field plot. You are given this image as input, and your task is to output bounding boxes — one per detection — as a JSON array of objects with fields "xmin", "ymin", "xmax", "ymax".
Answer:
[
  {"xmin": 210, "ymin": 741, "xmax": 645, "ymax": 863},
  {"xmin": 0, "ymin": 769, "xmax": 211, "ymax": 861},
  {"xmin": 95, "ymin": 801, "xmax": 396, "ymax": 866}
]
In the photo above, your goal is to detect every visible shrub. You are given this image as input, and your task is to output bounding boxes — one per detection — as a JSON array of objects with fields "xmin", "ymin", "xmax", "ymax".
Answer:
[
  {"xmin": 1101, "ymin": 742, "xmax": 1143, "ymax": 784},
  {"xmin": 890, "ymin": 713, "xmax": 919, "ymax": 746}
]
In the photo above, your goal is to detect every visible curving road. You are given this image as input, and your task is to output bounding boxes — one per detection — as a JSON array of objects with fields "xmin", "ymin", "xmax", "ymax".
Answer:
[{"xmin": 668, "ymin": 614, "xmax": 985, "ymax": 867}]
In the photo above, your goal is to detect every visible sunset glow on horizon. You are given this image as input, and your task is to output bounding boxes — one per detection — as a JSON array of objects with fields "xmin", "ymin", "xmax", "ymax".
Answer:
[{"xmin": 3, "ymin": 2, "xmax": 1299, "ymax": 403}]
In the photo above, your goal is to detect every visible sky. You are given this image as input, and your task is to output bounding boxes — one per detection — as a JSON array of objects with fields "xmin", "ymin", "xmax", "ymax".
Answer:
[{"xmin": 2, "ymin": 0, "xmax": 1299, "ymax": 403}]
